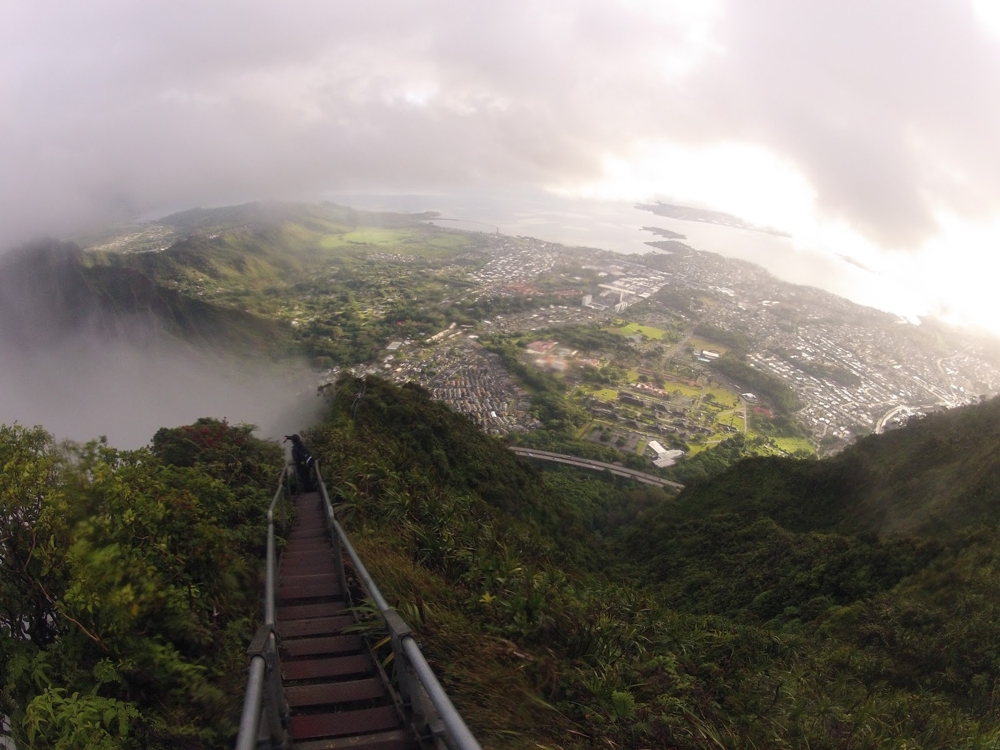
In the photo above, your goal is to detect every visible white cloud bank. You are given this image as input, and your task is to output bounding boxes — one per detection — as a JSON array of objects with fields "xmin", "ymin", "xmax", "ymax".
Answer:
[{"xmin": 5, "ymin": 0, "xmax": 1000, "ymax": 330}]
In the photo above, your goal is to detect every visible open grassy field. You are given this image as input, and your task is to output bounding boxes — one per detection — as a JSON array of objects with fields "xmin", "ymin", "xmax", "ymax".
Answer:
[
  {"xmin": 704, "ymin": 385, "xmax": 739, "ymax": 407},
  {"xmin": 687, "ymin": 336, "xmax": 729, "ymax": 354},
  {"xmin": 728, "ymin": 415, "xmax": 746, "ymax": 432},
  {"xmin": 772, "ymin": 436, "xmax": 816, "ymax": 455},
  {"xmin": 661, "ymin": 379, "xmax": 702, "ymax": 398},
  {"xmin": 606, "ymin": 321, "xmax": 668, "ymax": 340},
  {"xmin": 590, "ymin": 388, "xmax": 619, "ymax": 402},
  {"xmin": 320, "ymin": 227, "xmax": 472, "ymax": 257}
]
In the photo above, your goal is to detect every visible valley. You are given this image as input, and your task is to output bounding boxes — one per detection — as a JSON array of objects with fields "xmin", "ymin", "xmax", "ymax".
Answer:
[{"xmin": 59, "ymin": 201, "xmax": 1000, "ymax": 470}]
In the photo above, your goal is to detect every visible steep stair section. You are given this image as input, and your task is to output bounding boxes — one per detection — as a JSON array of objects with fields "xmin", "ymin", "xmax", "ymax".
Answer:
[{"xmin": 277, "ymin": 492, "xmax": 416, "ymax": 750}]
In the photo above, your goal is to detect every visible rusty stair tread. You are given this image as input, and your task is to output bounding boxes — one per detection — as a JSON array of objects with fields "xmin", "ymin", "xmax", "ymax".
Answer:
[
  {"xmin": 282, "ymin": 573, "xmax": 339, "ymax": 585},
  {"xmin": 281, "ymin": 567, "xmax": 339, "ymax": 580},
  {"xmin": 280, "ymin": 615, "xmax": 356, "ymax": 638},
  {"xmin": 289, "ymin": 530, "xmax": 329, "ymax": 540},
  {"xmin": 284, "ymin": 541, "xmax": 333, "ymax": 552},
  {"xmin": 283, "ymin": 552, "xmax": 333, "ymax": 562},
  {"xmin": 290, "ymin": 728, "xmax": 416, "ymax": 750},
  {"xmin": 290, "ymin": 705, "xmax": 401, "ymax": 741},
  {"xmin": 283, "ymin": 654, "xmax": 373, "ymax": 681},
  {"xmin": 283, "ymin": 635, "xmax": 364, "ymax": 657},
  {"xmin": 281, "ymin": 559, "xmax": 338, "ymax": 572},
  {"xmin": 285, "ymin": 677, "xmax": 386, "ymax": 707},
  {"xmin": 279, "ymin": 601, "xmax": 348, "ymax": 620},
  {"xmin": 283, "ymin": 546, "xmax": 333, "ymax": 556},
  {"xmin": 278, "ymin": 583, "xmax": 341, "ymax": 604}
]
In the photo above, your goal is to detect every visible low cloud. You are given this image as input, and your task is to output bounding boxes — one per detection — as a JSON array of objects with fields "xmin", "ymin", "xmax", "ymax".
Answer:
[
  {"xmin": 3, "ymin": 1, "xmax": 1000, "ymax": 255},
  {"xmin": 0, "ymin": 332, "xmax": 319, "ymax": 448}
]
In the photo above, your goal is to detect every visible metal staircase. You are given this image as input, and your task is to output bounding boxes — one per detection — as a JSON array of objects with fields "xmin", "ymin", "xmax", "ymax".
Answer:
[
  {"xmin": 235, "ymin": 466, "xmax": 481, "ymax": 750},
  {"xmin": 278, "ymin": 491, "xmax": 411, "ymax": 747}
]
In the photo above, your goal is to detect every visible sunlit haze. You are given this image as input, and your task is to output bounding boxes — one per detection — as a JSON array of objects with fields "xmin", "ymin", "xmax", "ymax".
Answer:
[{"xmin": 5, "ymin": 1, "xmax": 1000, "ymax": 333}]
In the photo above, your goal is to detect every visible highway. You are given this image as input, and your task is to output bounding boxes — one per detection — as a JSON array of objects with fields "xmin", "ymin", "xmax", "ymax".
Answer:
[
  {"xmin": 510, "ymin": 447, "xmax": 685, "ymax": 491},
  {"xmin": 874, "ymin": 405, "xmax": 908, "ymax": 434}
]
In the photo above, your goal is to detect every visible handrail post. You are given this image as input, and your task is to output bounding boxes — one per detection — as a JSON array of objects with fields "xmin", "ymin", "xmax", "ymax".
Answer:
[
  {"xmin": 311, "ymin": 462, "xmax": 482, "ymax": 750},
  {"xmin": 263, "ymin": 631, "xmax": 286, "ymax": 748},
  {"xmin": 236, "ymin": 469, "xmax": 289, "ymax": 750},
  {"xmin": 238, "ymin": 625, "xmax": 287, "ymax": 750},
  {"xmin": 316, "ymin": 463, "xmax": 350, "ymax": 603},
  {"xmin": 383, "ymin": 610, "xmax": 420, "ymax": 728}
]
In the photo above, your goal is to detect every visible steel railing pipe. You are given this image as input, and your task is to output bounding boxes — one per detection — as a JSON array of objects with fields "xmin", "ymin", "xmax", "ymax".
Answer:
[
  {"xmin": 235, "ymin": 468, "xmax": 288, "ymax": 750},
  {"xmin": 235, "ymin": 657, "xmax": 266, "ymax": 750},
  {"xmin": 315, "ymin": 462, "xmax": 481, "ymax": 750},
  {"xmin": 402, "ymin": 638, "xmax": 482, "ymax": 750}
]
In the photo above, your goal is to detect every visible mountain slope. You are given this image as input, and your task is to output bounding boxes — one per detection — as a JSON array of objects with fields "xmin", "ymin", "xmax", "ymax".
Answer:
[
  {"xmin": 304, "ymin": 376, "xmax": 1000, "ymax": 749},
  {"xmin": 0, "ymin": 238, "xmax": 290, "ymax": 354},
  {"xmin": 658, "ymin": 396, "xmax": 1000, "ymax": 538}
]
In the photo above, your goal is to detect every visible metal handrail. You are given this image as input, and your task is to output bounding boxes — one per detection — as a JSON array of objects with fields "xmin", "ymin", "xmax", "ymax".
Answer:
[
  {"xmin": 235, "ymin": 468, "xmax": 288, "ymax": 750},
  {"xmin": 315, "ymin": 462, "xmax": 482, "ymax": 750}
]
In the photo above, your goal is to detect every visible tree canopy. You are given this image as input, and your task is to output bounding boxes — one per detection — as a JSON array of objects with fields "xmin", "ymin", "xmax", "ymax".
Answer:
[{"xmin": 0, "ymin": 420, "xmax": 282, "ymax": 749}]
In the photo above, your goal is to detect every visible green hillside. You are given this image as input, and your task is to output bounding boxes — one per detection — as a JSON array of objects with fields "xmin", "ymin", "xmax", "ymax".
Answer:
[
  {"xmin": 305, "ymin": 377, "xmax": 1000, "ymax": 749},
  {"xmin": 2, "ymin": 203, "xmax": 479, "ymax": 359},
  {"xmin": 0, "ymin": 239, "xmax": 289, "ymax": 355},
  {"xmin": 75, "ymin": 201, "xmax": 487, "ymax": 366},
  {"xmin": 654, "ymin": 397, "xmax": 1000, "ymax": 538},
  {"xmin": 6, "ymin": 377, "xmax": 1000, "ymax": 747}
]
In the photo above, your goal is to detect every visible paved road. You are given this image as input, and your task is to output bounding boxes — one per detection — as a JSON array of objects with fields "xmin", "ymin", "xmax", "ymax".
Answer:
[
  {"xmin": 510, "ymin": 447, "xmax": 685, "ymax": 491},
  {"xmin": 874, "ymin": 405, "xmax": 908, "ymax": 434}
]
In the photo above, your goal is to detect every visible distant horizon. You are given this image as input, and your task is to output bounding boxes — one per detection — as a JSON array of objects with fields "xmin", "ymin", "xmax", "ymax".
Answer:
[{"xmin": 60, "ymin": 191, "xmax": 996, "ymax": 341}]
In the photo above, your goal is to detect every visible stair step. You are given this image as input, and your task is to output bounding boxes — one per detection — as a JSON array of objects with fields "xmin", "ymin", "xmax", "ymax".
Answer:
[
  {"xmin": 290, "ymin": 706, "xmax": 401, "ymax": 741},
  {"xmin": 279, "ymin": 581, "xmax": 343, "ymax": 601},
  {"xmin": 283, "ymin": 573, "xmax": 339, "ymax": 586},
  {"xmin": 282, "ymin": 554, "xmax": 337, "ymax": 567},
  {"xmin": 280, "ymin": 615, "xmax": 356, "ymax": 638},
  {"xmin": 284, "ymin": 542, "xmax": 333, "ymax": 554},
  {"xmin": 285, "ymin": 678, "xmax": 386, "ymax": 707},
  {"xmin": 290, "ymin": 728, "xmax": 416, "ymax": 750},
  {"xmin": 279, "ymin": 602, "xmax": 348, "ymax": 621},
  {"xmin": 283, "ymin": 635, "xmax": 364, "ymax": 658},
  {"xmin": 282, "ymin": 566, "xmax": 339, "ymax": 580},
  {"xmin": 283, "ymin": 655, "xmax": 373, "ymax": 681},
  {"xmin": 283, "ymin": 548, "xmax": 333, "ymax": 558},
  {"xmin": 290, "ymin": 528, "xmax": 328, "ymax": 540}
]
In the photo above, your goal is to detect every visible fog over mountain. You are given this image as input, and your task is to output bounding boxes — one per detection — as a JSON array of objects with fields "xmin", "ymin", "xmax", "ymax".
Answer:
[
  {"xmin": 4, "ymin": 1, "xmax": 1000, "ymax": 254},
  {"xmin": 0, "ymin": 240, "xmax": 316, "ymax": 447},
  {"xmin": 6, "ymin": 0, "xmax": 1000, "ymax": 442},
  {"xmin": 0, "ymin": 335, "xmax": 317, "ymax": 448}
]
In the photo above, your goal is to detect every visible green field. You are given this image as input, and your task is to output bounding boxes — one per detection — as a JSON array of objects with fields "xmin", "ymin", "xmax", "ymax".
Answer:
[
  {"xmin": 320, "ymin": 227, "xmax": 470, "ymax": 257},
  {"xmin": 590, "ymin": 388, "xmax": 619, "ymax": 402},
  {"xmin": 704, "ymin": 385, "xmax": 739, "ymax": 407},
  {"xmin": 772, "ymin": 436, "xmax": 816, "ymax": 455},
  {"xmin": 661, "ymin": 379, "xmax": 702, "ymax": 398},
  {"xmin": 606, "ymin": 321, "xmax": 668, "ymax": 340},
  {"xmin": 687, "ymin": 336, "xmax": 729, "ymax": 354}
]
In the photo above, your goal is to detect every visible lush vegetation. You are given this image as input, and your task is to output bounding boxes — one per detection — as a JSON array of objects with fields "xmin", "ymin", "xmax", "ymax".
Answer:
[
  {"xmin": 0, "ymin": 420, "xmax": 282, "ymax": 749},
  {"xmin": 710, "ymin": 351, "xmax": 804, "ymax": 415},
  {"xmin": 8, "ymin": 379, "xmax": 1000, "ymax": 748},
  {"xmin": 693, "ymin": 322, "xmax": 749, "ymax": 353},
  {"xmin": 300, "ymin": 377, "xmax": 1000, "ymax": 749}
]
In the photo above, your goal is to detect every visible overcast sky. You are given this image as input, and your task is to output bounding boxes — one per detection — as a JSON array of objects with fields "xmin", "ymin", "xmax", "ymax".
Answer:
[{"xmin": 5, "ymin": 1, "xmax": 1000, "ymax": 329}]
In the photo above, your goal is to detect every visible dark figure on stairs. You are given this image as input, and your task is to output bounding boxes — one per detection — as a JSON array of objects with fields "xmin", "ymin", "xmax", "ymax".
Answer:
[{"xmin": 285, "ymin": 434, "xmax": 316, "ymax": 492}]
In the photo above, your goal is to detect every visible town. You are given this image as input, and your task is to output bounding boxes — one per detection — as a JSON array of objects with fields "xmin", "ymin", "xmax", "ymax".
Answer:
[{"xmin": 310, "ymin": 229, "xmax": 1000, "ymax": 466}]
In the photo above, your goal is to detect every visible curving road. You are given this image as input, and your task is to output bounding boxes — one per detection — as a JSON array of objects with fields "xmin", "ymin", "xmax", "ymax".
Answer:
[
  {"xmin": 510, "ymin": 447, "xmax": 685, "ymax": 491},
  {"xmin": 874, "ymin": 405, "xmax": 908, "ymax": 434}
]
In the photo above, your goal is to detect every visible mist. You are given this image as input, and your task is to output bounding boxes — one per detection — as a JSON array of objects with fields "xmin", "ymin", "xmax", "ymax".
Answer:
[{"xmin": 0, "ymin": 333, "xmax": 320, "ymax": 449}]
